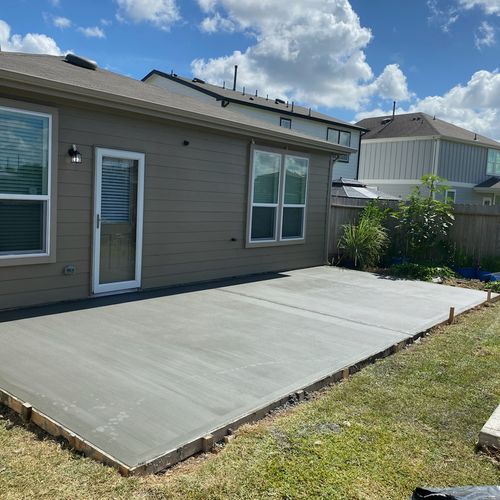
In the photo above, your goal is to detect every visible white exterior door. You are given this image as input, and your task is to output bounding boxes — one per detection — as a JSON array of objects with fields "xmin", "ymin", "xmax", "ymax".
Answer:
[{"xmin": 93, "ymin": 148, "xmax": 145, "ymax": 294}]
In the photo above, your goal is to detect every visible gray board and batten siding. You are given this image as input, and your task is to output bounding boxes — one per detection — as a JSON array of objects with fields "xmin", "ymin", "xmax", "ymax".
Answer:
[
  {"xmin": 0, "ymin": 91, "xmax": 333, "ymax": 311},
  {"xmin": 359, "ymin": 138, "xmax": 436, "ymax": 181},
  {"xmin": 438, "ymin": 140, "xmax": 489, "ymax": 184}
]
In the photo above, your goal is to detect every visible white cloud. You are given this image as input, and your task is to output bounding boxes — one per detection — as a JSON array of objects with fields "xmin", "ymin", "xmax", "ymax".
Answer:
[
  {"xmin": 475, "ymin": 20, "xmax": 496, "ymax": 48},
  {"xmin": 0, "ymin": 19, "xmax": 63, "ymax": 55},
  {"xmin": 458, "ymin": 0, "xmax": 500, "ymax": 15},
  {"xmin": 49, "ymin": 0, "xmax": 60, "ymax": 6},
  {"xmin": 427, "ymin": 0, "xmax": 460, "ymax": 32},
  {"xmin": 200, "ymin": 12, "xmax": 235, "ymax": 33},
  {"xmin": 192, "ymin": 0, "xmax": 410, "ymax": 110},
  {"xmin": 53, "ymin": 16, "xmax": 71, "ymax": 29},
  {"xmin": 115, "ymin": 0, "xmax": 180, "ymax": 30},
  {"xmin": 356, "ymin": 69, "xmax": 500, "ymax": 141},
  {"xmin": 77, "ymin": 26, "xmax": 106, "ymax": 38}
]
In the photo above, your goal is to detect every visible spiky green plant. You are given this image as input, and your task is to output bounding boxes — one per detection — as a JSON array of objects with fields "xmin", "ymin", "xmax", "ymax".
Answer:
[{"xmin": 339, "ymin": 217, "xmax": 389, "ymax": 269}]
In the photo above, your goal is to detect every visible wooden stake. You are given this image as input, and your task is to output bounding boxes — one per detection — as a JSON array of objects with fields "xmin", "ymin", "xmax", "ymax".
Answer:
[
  {"xmin": 20, "ymin": 402, "xmax": 32, "ymax": 423},
  {"xmin": 487, "ymin": 290, "xmax": 492, "ymax": 303},
  {"xmin": 448, "ymin": 307, "xmax": 455, "ymax": 324},
  {"xmin": 201, "ymin": 434, "xmax": 214, "ymax": 453}
]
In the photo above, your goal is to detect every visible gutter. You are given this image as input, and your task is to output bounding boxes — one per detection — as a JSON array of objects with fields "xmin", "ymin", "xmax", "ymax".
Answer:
[{"xmin": 0, "ymin": 69, "xmax": 355, "ymax": 156}]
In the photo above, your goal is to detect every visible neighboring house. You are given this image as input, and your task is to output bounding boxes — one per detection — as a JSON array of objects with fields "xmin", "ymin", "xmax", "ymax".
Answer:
[
  {"xmin": 142, "ymin": 69, "xmax": 366, "ymax": 180},
  {"xmin": 356, "ymin": 112, "xmax": 500, "ymax": 205},
  {"xmin": 0, "ymin": 52, "xmax": 353, "ymax": 311}
]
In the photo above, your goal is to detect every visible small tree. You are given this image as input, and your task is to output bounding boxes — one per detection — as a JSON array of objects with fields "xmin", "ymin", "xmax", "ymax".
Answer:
[{"xmin": 393, "ymin": 174, "xmax": 454, "ymax": 264}]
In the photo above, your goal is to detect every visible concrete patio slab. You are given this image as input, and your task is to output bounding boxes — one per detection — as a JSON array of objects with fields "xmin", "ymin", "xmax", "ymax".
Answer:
[{"xmin": 0, "ymin": 267, "xmax": 491, "ymax": 473}]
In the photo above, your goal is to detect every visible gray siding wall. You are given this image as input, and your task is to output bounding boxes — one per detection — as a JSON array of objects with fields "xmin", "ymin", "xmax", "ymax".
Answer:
[
  {"xmin": 0, "ymin": 96, "xmax": 330, "ymax": 311},
  {"xmin": 359, "ymin": 139, "xmax": 436, "ymax": 180},
  {"xmin": 437, "ymin": 140, "xmax": 489, "ymax": 184}
]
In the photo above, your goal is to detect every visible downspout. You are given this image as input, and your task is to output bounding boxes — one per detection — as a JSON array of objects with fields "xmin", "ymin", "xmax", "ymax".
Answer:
[{"xmin": 324, "ymin": 154, "xmax": 339, "ymax": 264}]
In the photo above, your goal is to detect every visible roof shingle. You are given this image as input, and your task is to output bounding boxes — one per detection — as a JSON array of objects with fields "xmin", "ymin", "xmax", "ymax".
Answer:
[{"xmin": 356, "ymin": 112, "xmax": 500, "ymax": 148}]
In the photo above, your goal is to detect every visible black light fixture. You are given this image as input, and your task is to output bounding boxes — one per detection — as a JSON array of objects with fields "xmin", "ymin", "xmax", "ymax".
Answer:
[{"xmin": 68, "ymin": 144, "xmax": 82, "ymax": 164}]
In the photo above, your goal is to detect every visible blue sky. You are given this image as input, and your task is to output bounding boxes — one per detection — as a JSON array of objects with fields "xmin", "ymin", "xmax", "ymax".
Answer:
[{"xmin": 1, "ymin": 0, "xmax": 499, "ymax": 138}]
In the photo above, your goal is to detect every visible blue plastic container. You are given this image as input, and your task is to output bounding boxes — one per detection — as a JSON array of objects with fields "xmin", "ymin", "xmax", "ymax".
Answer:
[{"xmin": 455, "ymin": 267, "xmax": 478, "ymax": 279}]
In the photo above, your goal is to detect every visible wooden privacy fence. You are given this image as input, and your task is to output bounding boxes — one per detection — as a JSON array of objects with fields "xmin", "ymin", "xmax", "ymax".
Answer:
[{"xmin": 329, "ymin": 196, "xmax": 500, "ymax": 260}]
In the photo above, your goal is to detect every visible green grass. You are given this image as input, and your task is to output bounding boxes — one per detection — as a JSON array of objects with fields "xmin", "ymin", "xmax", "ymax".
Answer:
[{"xmin": 1, "ymin": 304, "xmax": 499, "ymax": 499}]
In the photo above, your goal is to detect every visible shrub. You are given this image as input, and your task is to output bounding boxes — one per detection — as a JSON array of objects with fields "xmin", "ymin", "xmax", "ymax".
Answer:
[
  {"xmin": 339, "ymin": 216, "xmax": 389, "ymax": 270},
  {"xmin": 393, "ymin": 174, "xmax": 454, "ymax": 264},
  {"xmin": 389, "ymin": 263, "xmax": 456, "ymax": 282},
  {"xmin": 485, "ymin": 281, "xmax": 500, "ymax": 293}
]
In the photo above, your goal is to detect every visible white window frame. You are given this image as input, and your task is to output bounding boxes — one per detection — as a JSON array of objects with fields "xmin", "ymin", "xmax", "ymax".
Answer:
[
  {"xmin": 0, "ymin": 105, "xmax": 53, "ymax": 261},
  {"xmin": 247, "ymin": 147, "xmax": 309, "ymax": 247},
  {"xmin": 483, "ymin": 196, "xmax": 493, "ymax": 206},
  {"xmin": 486, "ymin": 149, "xmax": 500, "ymax": 176},
  {"xmin": 281, "ymin": 154, "xmax": 309, "ymax": 241},
  {"xmin": 445, "ymin": 189, "xmax": 456, "ymax": 204}
]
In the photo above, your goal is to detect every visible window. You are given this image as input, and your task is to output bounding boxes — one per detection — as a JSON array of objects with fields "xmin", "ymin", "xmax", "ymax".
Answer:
[
  {"xmin": 487, "ymin": 149, "xmax": 500, "ymax": 175},
  {"xmin": 249, "ymin": 149, "xmax": 309, "ymax": 244},
  {"xmin": 445, "ymin": 189, "xmax": 456, "ymax": 204},
  {"xmin": 280, "ymin": 117, "xmax": 292, "ymax": 129},
  {"xmin": 0, "ymin": 105, "xmax": 52, "ymax": 259},
  {"xmin": 327, "ymin": 128, "xmax": 351, "ymax": 147},
  {"xmin": 483, "ymin": 197, "xmax": 493, "ymax": 206}
]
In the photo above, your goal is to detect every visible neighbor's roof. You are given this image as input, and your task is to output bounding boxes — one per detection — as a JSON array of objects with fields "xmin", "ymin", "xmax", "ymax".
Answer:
[
  {"xmin": 331, "ymin": 178, "xmax": 400, "ymax": 200},
  {"xmin": 474, "ymin": 177, "xmax": 500, "ymax": 190},
  {"xmin": 0, "ymin": 52, "xmax": 355, "ymax": 155},
  {"xmin": 356, "ymin": 112, "xmax": 500, "ymax": 148},
  {"xmin": 143, "ymin": 70, "xmax": 366, "ymax": 132}
]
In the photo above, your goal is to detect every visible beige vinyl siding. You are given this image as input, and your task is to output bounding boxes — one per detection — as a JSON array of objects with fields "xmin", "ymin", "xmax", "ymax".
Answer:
[{"xmin": 0, "ymin": 97, "xmax": 330, "ymax": 311}]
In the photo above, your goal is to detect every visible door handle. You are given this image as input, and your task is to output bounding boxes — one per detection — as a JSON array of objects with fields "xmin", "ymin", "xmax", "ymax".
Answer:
[{"xmin": 96, "ymin": 213, "xmax": 100, "ymax": 229}]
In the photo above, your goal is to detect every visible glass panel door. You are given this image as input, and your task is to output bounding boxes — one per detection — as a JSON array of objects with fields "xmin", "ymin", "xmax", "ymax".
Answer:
[{"xmin": 93, "ymin": 149, "xmax": 144, "ymax": 294}]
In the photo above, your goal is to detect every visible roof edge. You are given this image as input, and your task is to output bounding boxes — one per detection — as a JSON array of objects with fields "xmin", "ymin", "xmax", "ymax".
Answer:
[
  {"xmin": 0, "ymin": 68, "xmax": 355, "ymax": 155},
  {"xmin": 143, "ymin": 69, "xmax": 368, "ymax": 132}
]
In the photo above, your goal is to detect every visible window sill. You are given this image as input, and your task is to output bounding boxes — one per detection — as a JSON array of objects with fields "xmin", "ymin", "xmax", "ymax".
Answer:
[
  {"xmin": 0, "ymin": 253, "xmax": 56, "ymax": 267},
  {"xmin": 246, "ymin": 238, "xmax": 306, "ymax": 249}
]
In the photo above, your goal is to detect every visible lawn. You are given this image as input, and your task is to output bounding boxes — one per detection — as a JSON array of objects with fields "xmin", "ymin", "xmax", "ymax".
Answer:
[{"xmin": 0, "ymin": 303, "xmax": 499, "ymax": 499}]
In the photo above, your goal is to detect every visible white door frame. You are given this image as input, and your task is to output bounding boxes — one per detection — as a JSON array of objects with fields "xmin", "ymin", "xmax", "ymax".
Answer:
[{"xmin": 93, "ymin": 148, "xmax": 145, "ymax": 294}]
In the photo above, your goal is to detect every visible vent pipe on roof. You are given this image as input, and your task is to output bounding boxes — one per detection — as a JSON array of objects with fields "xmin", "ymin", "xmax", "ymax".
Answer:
[
  {"xmin": 474, "ymin": 133, "xmax": 478, "ymax": 141},
  {"xmin": 392, "ymin": 101, "xmax": 396, "ymax": 120},
  {"xmin": 223, "ymin": 80, "xmax": 225, "ymax": 89},
  {"xmin": 291, "ymin": 101, "xmax": 294, "ymax": 112},
  {"xmin": 232, "ymin": 65, "xmax": 238, "ymax": 91}
]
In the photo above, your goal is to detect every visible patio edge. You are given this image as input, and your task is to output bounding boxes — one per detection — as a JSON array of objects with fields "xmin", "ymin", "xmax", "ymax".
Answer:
[{"xmin": 0, "ymin": 296, "xmax": 495, "ymax": 475}]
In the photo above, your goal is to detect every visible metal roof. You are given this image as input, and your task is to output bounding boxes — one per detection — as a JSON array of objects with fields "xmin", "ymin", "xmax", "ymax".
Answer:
[
  {"xmin": 331, "ymin": 178, "xmax": 400, "ymax": 200},
  {"xmin": 356, "ymin": 112, "xmax": 500, "ymax": 148},
  {"xmin": 474, "ymin": 177, "xmax": 500, "ymax": 190},
  {"xmin": 143, "ymin": 70, "xmax": 367, "ymax": 132}
]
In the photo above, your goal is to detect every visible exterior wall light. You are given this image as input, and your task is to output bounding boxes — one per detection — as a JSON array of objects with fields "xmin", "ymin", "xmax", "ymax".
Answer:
[{"xmin": 68, "ymin": 144, "xmax": 82, "ymax": 164}]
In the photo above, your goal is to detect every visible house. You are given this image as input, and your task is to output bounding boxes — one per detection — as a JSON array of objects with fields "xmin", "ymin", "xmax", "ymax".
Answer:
[
  {"xmin": 356, "ymin": 112, "xmax": 500, "ymax": 205},
  {"xmin": 142, "ymin": 69, "xmax": 366, "ymax": 181},
  {"xmin": 0, "ymin": 52, "xmax": 354, "ymax": 312}
]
